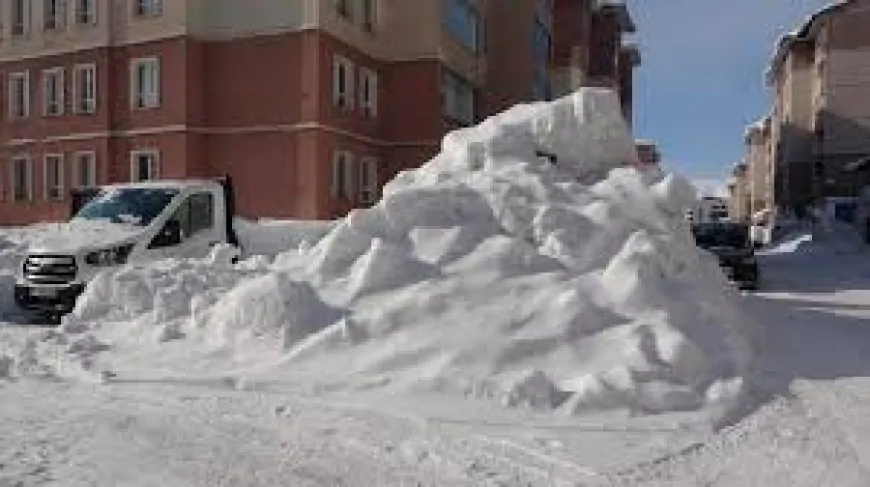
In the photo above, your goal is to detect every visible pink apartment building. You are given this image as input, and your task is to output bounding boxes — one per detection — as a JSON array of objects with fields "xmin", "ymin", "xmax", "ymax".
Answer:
[{"xmin": 0, "ymin": 0, "xmax": 630, "ymax": 225}]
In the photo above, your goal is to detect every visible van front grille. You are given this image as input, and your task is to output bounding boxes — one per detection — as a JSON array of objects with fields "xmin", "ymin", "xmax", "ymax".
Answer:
[{"xmin": 24, "ymin": 255, "xmax": 77, "ymax": 285}]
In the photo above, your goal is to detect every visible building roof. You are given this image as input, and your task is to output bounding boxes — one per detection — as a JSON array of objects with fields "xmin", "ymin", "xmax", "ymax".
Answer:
[
  {"xmin": 620, "ymin": 42, "xmax": 642, "ymax": 66},
  {"xmin": 634, "ymin": 139, "xmax": 657, "ymax": 148},
  {"xmin": 766, "ymin": 1, "xmax": 849, "ymax": 84},
  {"xmin": 597, "ymin": 0, "xmax": 636, "ymax": 33},
  {"xmin": 743, "ymin": 115, "xmax": 771, "ymax": 141}
]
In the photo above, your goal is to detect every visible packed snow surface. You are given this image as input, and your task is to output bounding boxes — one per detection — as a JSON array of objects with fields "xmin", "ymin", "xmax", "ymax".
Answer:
[{"xmin": 10, "ymin": 88, "xmax": 752, "ymax": 416}]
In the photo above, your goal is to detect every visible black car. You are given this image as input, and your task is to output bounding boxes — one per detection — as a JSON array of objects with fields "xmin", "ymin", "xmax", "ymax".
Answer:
[{"xmin": 691, "ymin": 222, "xmax": 760, "ymax": 290}]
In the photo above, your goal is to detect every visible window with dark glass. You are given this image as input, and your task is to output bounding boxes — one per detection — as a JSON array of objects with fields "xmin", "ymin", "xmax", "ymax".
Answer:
[{"xmin": 443, "ymin": 0, "xmax": 481, "ymax": 53}]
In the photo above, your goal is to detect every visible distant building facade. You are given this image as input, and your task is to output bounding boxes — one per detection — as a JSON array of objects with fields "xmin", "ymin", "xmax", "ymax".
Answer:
[
  {"xmin": 635, "ymin": 139, "xmax": 660, "ymax": 167},
  {"xmin": 688, "ymin": 196, "xmax": 729, "ymax": 224},
  {"xmin": 727, "ymin": 162, "xmax": 751, "ymax": 222},
  {"xmin": 765, "ymin": 0, "xmax": 870, "ymax": 217},
  {"xmin": 744, "ymin": 116, "xmax": 774, "ymax": 222}
]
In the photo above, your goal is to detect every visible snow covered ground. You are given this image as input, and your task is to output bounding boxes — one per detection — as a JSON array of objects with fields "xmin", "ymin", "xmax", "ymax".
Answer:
[
  {"xmin": 3, "ymin": 226, "xmax": 870, "ymax": 486},
  {"xmin": 2, "ymin": 89, "xmax": 869, "ymax": 485}
]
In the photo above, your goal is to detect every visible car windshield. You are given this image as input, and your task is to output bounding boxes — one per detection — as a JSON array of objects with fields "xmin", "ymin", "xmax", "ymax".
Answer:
[
  {"xmin": 692, "ymin": 223, "xmax": 749, "ymax": 249},
  {"xmin": 72, "ymin": 187, "xmax": 180, "ymax": 226}
]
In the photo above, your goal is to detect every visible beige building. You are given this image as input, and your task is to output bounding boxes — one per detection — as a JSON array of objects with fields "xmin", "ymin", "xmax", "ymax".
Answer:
[
  {"xmin": 744, "ymin": 116, "xmax": 774, "ymax": 221},
  {"xmin": 727, "ymin": 161, "xmax": 751, "ymax": 222},
  {"xmin": 767, "ymin": 0, "xmax": 870, "ymax": 214}
]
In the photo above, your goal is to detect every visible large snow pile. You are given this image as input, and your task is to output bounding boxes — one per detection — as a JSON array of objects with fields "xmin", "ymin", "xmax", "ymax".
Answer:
[{"xmin": 40, "ymin": 88, "xmax": 751, "ymax": 415}]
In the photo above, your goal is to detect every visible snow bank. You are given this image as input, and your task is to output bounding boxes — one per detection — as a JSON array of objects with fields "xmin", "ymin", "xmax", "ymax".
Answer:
[
  {"xmin": 0, "ymin": 231, "xmax": 31, "ymax": 319},
  {"xmin": 235, "ymin": 218, "xmax": 336, "ymax": 258},
  {"xmin": 42, "ymin": 88, "xmax": 751, "ymax": 416}
]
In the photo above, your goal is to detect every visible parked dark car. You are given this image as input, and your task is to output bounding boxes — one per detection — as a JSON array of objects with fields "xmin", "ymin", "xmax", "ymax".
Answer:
[{"xmin": 691, "ymin": 222, "xmax": 760, "ymax": 290}]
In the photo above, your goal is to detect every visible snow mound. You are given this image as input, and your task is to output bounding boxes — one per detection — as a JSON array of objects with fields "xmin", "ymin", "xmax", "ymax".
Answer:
[
  {"xmin": 46, "ymin": 88, "xmax": 752, "ymax": 416},
  {"xmin": 235, "ymin": 218, "xmax": 336, "ymax": 258},
  {"xmin": 207, "ymin": 273, "xmax": 343, "ymax": 350}
]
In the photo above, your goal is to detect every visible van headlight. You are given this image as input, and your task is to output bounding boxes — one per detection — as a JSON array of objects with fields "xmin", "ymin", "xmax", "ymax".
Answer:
[{"xmin": 85, "ymin": 244, "xmax": 134, "ymax": 266}]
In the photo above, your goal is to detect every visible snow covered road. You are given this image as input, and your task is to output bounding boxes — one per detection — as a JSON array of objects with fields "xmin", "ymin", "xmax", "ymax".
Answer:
[
  {"xmin": 0, "ymin": 375, "xmax": 701, "ymax": 486},
  {"xmin": 618, "ymin": 228, "xmax": 870, "ymax": 486}
]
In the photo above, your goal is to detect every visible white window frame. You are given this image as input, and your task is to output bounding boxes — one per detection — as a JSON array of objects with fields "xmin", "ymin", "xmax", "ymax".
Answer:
[
  {"xmin": 134, "ymin": 0, "xmax": 162, "ymax": 18},
  {"xmin": 73, "ymin": 63, "xmax": 97, "ymax": 114},
  {"xmin": 358, "ymin": 157, "xmax": 379, "ymax": 204},
  {"xmin": 331, "ymin": 150, "xmax": 355, "ymax": 199},
  {"xmin": 75, "ymin": 0, "xmax": 96, "ymax": 25},
  {"xmin": 43, "ymin": 0, "xmax": 65, "ymax": 30},
  {"xmin": 43, "ymin": 67, "xmax": 65, "ymax": 116},
  {"xmin": 43, "ymin": 153, "xmax": 64, "ymax": 201},
  {"xmin": 130, "ymin": 150, "xmax": 160, "ymax": 182},
  {"xmin": 11, "ymin": 0, "xmax": 30, "ymax": 37},
  {"xmin": 131, "ymin": 57, "xmax": 161, "ymax": 110},
  {"xmin": 359, "ymin": 68, "xmax": 378, "ymax": 118},
  {"xmin": 8, "ymin": 71, "xmax": 31, "ymax": 119},
  {"xmin": 10, "ymin": 155, "xmax": 33, "ymax": 203},
  {"xmin": 74, "ymin": 151, "xmax": 97, "ymax": 188},
  {"xmin": 332, "ymin": 56, "xmax": 355, "ymax": 110}
]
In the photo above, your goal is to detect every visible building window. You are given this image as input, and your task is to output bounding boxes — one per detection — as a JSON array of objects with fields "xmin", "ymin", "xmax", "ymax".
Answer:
[
  {"xmin": 10, "ymin": 156, "xmax": 33, "ymax": 202},
  {"xmin": 443, "ymin": 0, "xmax": 481, "ymax": 53},
  {"xmin": 359, "ymin": 68, "xmax": 378, "ymax": 118},
  {"xmin": 442, "ymin": 70, "xmax": 475, "ymax": 125},
  {"xmin": 532, "ymin": 18, "xmax": 551, "ymax": 101},
  {"xmin": 361, "ymin": 0, "xmax": 375, "ymax": 31},
  {"xmin": 43, "ymin": 68, "xmax": 65, "ymax": 116},
  {"xmin": 334, "ymin": 0, "xmax": 351, "ymax": 19},
  {"xmin": 11, "ymin": 0, "xmax": 28, "ymax": 37},
  {"xmin": 76, "ymin": 0, "xmax": 96, "ymax": 24},
  {"xmin": 131, "ymin": 57, "xmax": 160, "ymax": 109},
  {"xmin": 358, "ymin": 157, "xmax": 379, "ymax": 204},
  {"xmin": 134, "ymin": 0, "xmax": 161, "ymax": 17},
  {"xmin": 130, "ymin": 150, "xmax": 159, "ymax": 182},
  {"xmin": 74, "ymin": 151, "xmax": 96, "ymax": 188},
  {"xmin": 44, "ymin": 154, "xmax": 64, "ymax": 201},
  {"xmin": 333, "ymin": 56, "xmax": 355, "ymax": 110},
  {"xmin": 44, "ymin": 0, "xmax": 64, "ymax": 30},
  {"xmin": 73, "ymin": 64, "xmax": 96, "ymax": 114},
  {"xmin": 331, "ymin": 151, "xmax": 355, "ymax": 199},
  {"xmin": 8, "ymin": 72, "xmax": 31, "ymax": 119}
]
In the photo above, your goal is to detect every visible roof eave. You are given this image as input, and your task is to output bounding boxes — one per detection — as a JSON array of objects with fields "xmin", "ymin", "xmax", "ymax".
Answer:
[
  {"xmin": 599, "ymin": 4, "xmax": 636, "ymax": 33},
  {"xmin": 767, "ymin": 1, "xmax": 848, "ymax": 83},
  {"xmin": 621, "ymin": 43, "xmax": 641, "ymax": 66}
]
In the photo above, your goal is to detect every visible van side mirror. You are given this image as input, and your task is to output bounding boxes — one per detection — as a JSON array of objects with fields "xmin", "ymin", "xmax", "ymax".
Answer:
[{"xmin": 150, "ymin": 219, "xmax": 182, "ymax": 249}]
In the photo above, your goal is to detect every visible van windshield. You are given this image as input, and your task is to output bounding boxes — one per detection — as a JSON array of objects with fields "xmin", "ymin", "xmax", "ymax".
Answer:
[{"xmin": 73, "ymin": 188, "xmax": 180, "ymax": 226}]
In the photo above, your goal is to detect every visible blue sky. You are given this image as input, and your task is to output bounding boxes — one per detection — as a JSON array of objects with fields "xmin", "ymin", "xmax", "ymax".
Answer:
[{"xmin": 628, "ymin": 0, "xmax": 833, "ymax": 186}]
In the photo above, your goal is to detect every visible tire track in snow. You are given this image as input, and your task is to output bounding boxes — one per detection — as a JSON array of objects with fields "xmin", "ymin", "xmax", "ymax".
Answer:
[{"xmin": 604, "ymin": 393, "xmax": 870, "ymax": 486}]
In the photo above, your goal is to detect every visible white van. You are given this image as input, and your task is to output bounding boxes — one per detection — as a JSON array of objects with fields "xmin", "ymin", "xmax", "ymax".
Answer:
[{"xmin": 14, "ymin": 178, "xmax": 241, "ymax": 322}]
